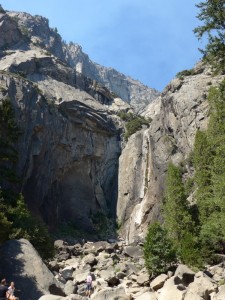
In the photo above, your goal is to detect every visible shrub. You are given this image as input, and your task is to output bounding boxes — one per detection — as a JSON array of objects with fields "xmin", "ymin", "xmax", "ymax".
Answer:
[
  {"xmin": 144, "ymin": 222, "xmax": 176, "ymax": 276},
  {"xmin": 118, "ymin": 112, "xmax": 151, "ymax": 140},
  {"xmin": 176, "ymin": 69, "xmax": 195, "ymax": 78}
]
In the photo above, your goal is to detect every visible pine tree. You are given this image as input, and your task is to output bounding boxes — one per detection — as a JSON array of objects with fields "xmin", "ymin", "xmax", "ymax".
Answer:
[
  {"xmin": 163, "ymin": 162, "xmax": 201, "ymax": 265},
  {"xmin": 163, "ymin": 162, "xmax": 190, "ymax": 243},
  {"xmin": 144, "ymin": 222, "xmax": 176, "ymax": 276},
  {"xmin": 193, "ymin": 130, "xmax": 213, "ymax": 222},
  {"xmin": 194, "ymin": 0, "xmax": 225, "ymax": 72},
  {"xmin": 0, "ymin": 98, "xmax": 21, "ymax": 189},
  {"xmin": 200, "ymin": 80, "xmax": 225, "ymax": 254},
  {"xmin": 192, "ymin": 80, "xmax": 225, "ymax": 257}
]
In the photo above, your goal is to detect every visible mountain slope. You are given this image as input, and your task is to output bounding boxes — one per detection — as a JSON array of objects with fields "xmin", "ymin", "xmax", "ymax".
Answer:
[{"xmin": 7, "ymin": 10, "xmax": 160, "ymax": 112}]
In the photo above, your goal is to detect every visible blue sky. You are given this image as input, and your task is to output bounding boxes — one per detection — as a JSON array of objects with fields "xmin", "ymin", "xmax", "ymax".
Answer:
[{"xmin": 0, "ymin": 0, "xmax": 204, "ymax": 91}]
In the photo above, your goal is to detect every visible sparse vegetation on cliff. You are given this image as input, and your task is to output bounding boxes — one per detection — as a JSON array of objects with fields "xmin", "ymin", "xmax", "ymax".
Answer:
[{"xmin": 118, "ymin": 111, "xmax": 152, "ymax": 140}]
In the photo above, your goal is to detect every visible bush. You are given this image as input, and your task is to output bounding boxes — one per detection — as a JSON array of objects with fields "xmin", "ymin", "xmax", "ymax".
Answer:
[
  {"xmin": 176, "ymin": 69, "xmax": 195, "ymax": 78},
  {"xmin": 144, "ymin": 222, "xmax": 176, "ymax": 276},
  {"xmin": 118, "ymin": 112, "xmax": 151, "ymax": 140}
]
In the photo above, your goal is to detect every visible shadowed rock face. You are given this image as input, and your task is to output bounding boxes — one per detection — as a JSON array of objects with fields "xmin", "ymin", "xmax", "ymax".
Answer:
[
  {"xmin": 0, "ymin": 8, "xmax": 127, "ymax": 233},
  {"xmin": 0, "ymin": 72, "xmax": 121, "ymax": 231}
]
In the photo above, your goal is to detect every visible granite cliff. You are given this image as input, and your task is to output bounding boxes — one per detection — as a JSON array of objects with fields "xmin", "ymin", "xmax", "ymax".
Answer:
[
  {"xmin": 6, "ymin": 9, "xmax": 160, "ymax": 112},
  {"xmin": 117, "ymin": 64, "xmax": 225, "ymax": 243},
  {"xmin": 0, "ymin": 6, "xmax": 224, "ymax": 244}
]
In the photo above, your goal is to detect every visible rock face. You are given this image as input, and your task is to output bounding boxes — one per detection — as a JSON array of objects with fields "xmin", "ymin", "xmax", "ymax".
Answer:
[
  {"xmin": 1, "ymin": 5, "xmax": 225, "ymax": 245},
  {"xmin": 117, "ymin": 64, "xmax": 225, "ymax": 242},
  {"xmin": 6, "ymin": 10, "xmax": 160, "ymax": 112},
  {"xmin": 0, "ymin": 7, "xmax": 159, "ymax": 233},
  {"xmin": 0, "ymin": 70, "xmax": 120, "ymax": 232}
]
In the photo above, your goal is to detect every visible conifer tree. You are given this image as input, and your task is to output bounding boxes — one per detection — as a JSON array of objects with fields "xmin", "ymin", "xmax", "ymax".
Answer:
[
  {"xmin": 163, "ymin": 162, "xmax": 189, "ymax": 243},
  {"xmin": 194, "ymin": 0, "xmax": 225, "ymax": 72},
  {"xmin": 144, "ymin": 222, "xmax": 176, "ymax": 276},
  {"xmin": 163, "ymin": 162, "xmax": 201, "ymax": 265},
  {"xmin": 199, "ymin": 80, "xmax": 225, "ymax": 254}
]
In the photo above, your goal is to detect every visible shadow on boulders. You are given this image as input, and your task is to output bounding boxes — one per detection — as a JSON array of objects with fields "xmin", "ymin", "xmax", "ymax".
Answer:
[
  {"xmin": 0, "ymin": 239, "xmax": 42, "ymax": 300},
  {"xmin": 0, "ymin": 239, "xmax": 64, "ymax": 300}
]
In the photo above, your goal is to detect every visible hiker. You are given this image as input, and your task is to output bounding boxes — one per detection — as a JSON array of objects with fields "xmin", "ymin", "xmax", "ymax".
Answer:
[
  {"xmin": 86, "ymin": 272, "xmax": 92, "ymax": 298},
  {"xmin": 8, "ymin": 282, "xmax": 19, "ymax": 300},
  {"xmin": 0, "ymin": 279, "xmax": 8, "ymax": 300}
]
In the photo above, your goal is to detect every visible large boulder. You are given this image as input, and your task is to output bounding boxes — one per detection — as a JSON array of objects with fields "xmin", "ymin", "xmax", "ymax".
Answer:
[
  {"xmin": 135, "ymin": 291, "xmax": 157, "ymax": 300},
  {"xmin": 158, "ymin": 277, "xmax": 186, "ymax": 300},
  {"xmin": 91, "ymin": 286, "xmax": 130, "ymax": 300},
  {"xmin": 211, "ymin": 285, "xmax": 225, "ymax": 300},
  {"xmin": 0, "ymin": 239, "xmax": 64, "ymax": 300},
  {"xmin": 174, "ymin": 264, "xmax": 195, "ymax": 286},
  {"xmin": 150, "ymin": 274, "xmax": 168, "ymax": 291},
  {"xmin": 187, "ymin": 271, "xmax": 217, "ymax": 299},
  {"xmin": 123, "ymin": 246, "xmax": 143, "ymax": 258}
]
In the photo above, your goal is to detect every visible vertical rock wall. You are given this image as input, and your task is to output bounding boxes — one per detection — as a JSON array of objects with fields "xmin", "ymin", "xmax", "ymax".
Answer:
[{"xmin": 117, "ymin": 66, "xmax": 225, "ymax": 243}]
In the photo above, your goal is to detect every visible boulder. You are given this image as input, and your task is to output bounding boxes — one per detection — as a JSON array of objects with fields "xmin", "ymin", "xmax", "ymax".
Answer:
[
  {"xmin": 100, "ymin": 267, "xmax": 119, "ymax": 286},
  {"xmin": 184, "ymin": 290, "xmax": 204, "ymax": 300},
  {"xmin": 174, "ymin": 264, "xmax": 195, "ymax": 286},
  {"xmin": 61, "ymin": 266, "xmax": 74, "ymax": 280},
  {"xmin": 91, "ymin": 286, "xmax": 130, "ymax": 300},
  {"xmin": 64, "ymin": 280, "xmax": 77, "ymax": 295},
  {"xmin": 124, "ymin": 246, "xmax": 143, "ymax": 258},
  {"xmin": 39, "ymin": 296, "xmax": 63, "ymax": 300},
  {"xmin": 158, "ymin": 277, "xmax": 186, "ymax": 300},
  {"xmin": 0, "ymin": 239, "xmax": 64, "ymax": 300},
  {"xmin": 39, "ymin": 295, "xmax": 85, "ymax": 300},
  {"xmin": 81, "ymin": 253, "xmax": 97, "ymax": 266},
  {"xmin": 211, "ymin": 285, "xmax": 225, "ymax": 300},
  {"xmin": 150, "ymin": 274, "xmax": 168, "ymax": 291},
  {"xmin": 72, "ymin": 265, "xmax": 91, "ymax": 283},
  {"xmin": 135, "ymin": 291, "xmax": 157, "ymax": 300},
  {"xmin": 136, "ymin": 274, "xmax": 149, "ymax": 286},
  {"xmin": 54, "ymin": 240, "xmax": 67, "ymax": 250},
  {"xmin": 187, "ymin": 271, "xmax": 217, "ymax": 299}
]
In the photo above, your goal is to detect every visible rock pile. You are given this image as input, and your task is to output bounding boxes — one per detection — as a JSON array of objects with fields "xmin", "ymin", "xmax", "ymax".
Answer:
[
  {"xmin": 1, "ymin": 238, "xmax": 225, "ymax": 299},
  {"xmin": 46, "ymin": 240, "xmax": 225, "ymax": 300},
  {"xmin": 48, "ymin": 239, "xmax": 147, "ymax": 299}
]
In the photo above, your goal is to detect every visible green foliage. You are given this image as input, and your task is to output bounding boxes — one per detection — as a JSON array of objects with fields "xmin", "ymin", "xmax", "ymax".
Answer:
[
  {"xmin": 176, "ymin": 69, "xmax": 195, "ymax": 78},
  {"xmin": 0, "ymin": 5, "xmax": 5, "ymax": 13},
  {"xmin": 194, "ymin": 0, "xmax": 225, "ymax": 72},
  {"xmin": 92, "ymin": 211, "xmax": 108, "ymax": 233},
  {"xmin": 0, "ymin": 190, "xmax": 12, "ymax": 244},
  {"xmin": 196, "ymin": 80, "xmax": 225, "ymax": 256},
  {"xmin": 118, "ymin": 112, "xmax": 151, "ymax": 140},
  {"xmin": 164, "ymin": 163, "xmax": 189, "ymax": 242},
  {"xmin": 163, "ymin": 162, "xmax": 200, "ymax": 266},
  {"xmin": 178, "ymin": 232, "xmax": 203, "ymax": 268},
  {"xmin": 7, "ymin": 195, "xmax": 54, "ymax": 259},
  {"xmin": 0, "ymin": 98, "xmax": 21, "ymax": 186},
  {"xmin": 144, "ymin": 222, "xmax": 176, "ymax": 276},
  {"xmin": 117, "ymin": 111, "xmax": 134, "ymax": 122},
  {"xmin": 146, "ymin": 80, "xmax": 225, "ymax": 269}
]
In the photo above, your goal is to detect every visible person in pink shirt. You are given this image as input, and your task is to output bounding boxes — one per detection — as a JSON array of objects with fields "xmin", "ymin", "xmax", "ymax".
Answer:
[{"xmin": 86, "ymin": 272, "xmax": 92, "ymax": 298}]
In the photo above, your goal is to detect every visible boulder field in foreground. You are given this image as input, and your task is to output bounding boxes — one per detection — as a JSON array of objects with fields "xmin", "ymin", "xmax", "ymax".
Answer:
[{"xmin": 1, "ymin": 238, "xmax": 225, "ymax": 300}]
